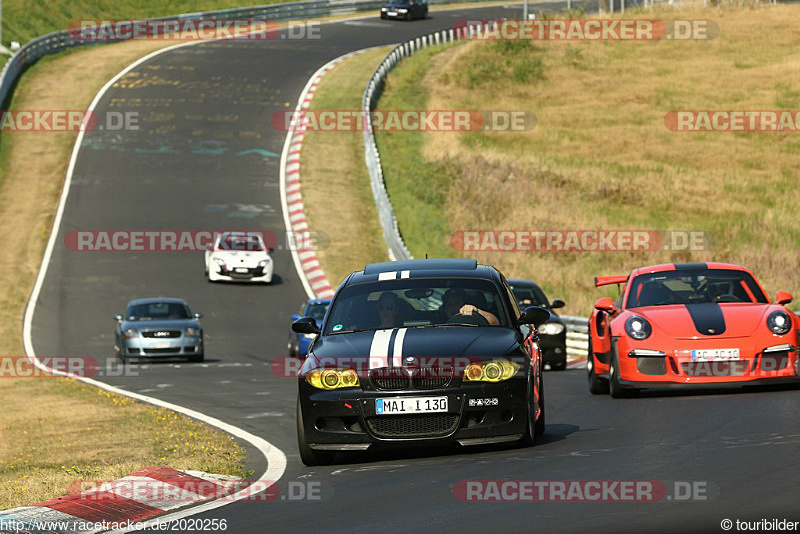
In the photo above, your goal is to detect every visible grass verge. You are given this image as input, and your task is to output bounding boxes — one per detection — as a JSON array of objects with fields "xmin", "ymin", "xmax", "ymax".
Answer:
[
  {"xmin": 374, "ymin": 2, "xmax": 800, "ymax": 315},
  {"xmin": 300, "ymin": 48, "xmax": 393, "ymax": 286},
  {"xmin": 0, "ymin": 38, "xmax": 250, "ymax": 508}
]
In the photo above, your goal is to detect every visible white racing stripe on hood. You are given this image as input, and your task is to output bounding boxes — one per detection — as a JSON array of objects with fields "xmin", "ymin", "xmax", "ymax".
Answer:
[
  {"xmin": 369, "ymin": 329, "xmax": 393, "ymax": 369},
  {"xmin": 392, "ymin": 328, "xmax": 407, "ymax": 367}
]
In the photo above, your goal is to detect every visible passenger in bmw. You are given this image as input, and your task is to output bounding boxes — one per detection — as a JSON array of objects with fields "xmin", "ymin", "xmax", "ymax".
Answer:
[
  {"xmin": 377, "ymin": 292, "xmax": 404, "ymax": 328},
  {"xmin": 442, "ymin": 288, "xmax": 500, "ymax": 326}
]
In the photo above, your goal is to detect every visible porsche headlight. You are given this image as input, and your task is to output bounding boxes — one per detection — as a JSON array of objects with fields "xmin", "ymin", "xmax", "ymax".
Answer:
[
  {"xmin": 767, "ymin": 310, "xmax": 792, "ymax": 335},
  {"xmin": 306, "ymin": 368, "xmax": 360, "ymax": 390},
  {"xmin": 463, "ymin": 361, "xmax": 519, "ymax": 383},
  {"xmin": 537, "ymin": 323, "xmax": 565, "ymax": 335},
  {"xmin": 258, "ymin": 259, "xmax": 270, "ymax": 267},
  {"xmin": 123, "ymin": 329, "xmax": 138, "ymax": 339},
  {"xmin": 624, "ymin": 316, "xmax": 651, "ymax": 340},
  {"xmin": 214, "ymin": 257, "xmax": 226, "ymax": 266},
  {"xmin": 185, "ymin": 328, "xmax": 201, "ymax": 338}
]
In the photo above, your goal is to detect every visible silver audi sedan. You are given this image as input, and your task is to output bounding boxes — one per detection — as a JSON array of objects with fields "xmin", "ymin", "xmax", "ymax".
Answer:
[{"xmin": 114, "ymin": 298, "xmax": 204, "ymax": 362}]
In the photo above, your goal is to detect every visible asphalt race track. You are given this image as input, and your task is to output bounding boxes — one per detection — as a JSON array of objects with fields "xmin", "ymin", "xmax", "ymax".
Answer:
[{"xmin": 28, "ymin": 4, "xmax": 800, "ymax": 533}]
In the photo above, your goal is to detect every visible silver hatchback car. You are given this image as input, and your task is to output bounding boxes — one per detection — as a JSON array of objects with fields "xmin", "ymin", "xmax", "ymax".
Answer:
[{"xmin": 114, "ymin": 298, "xmax": 204, "ymax": 362}]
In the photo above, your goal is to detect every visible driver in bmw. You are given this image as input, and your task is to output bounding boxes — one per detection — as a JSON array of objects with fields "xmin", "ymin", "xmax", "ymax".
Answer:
[{"xmin": 441, "ymin": 288, "xmax": 499, "ymax": 325}]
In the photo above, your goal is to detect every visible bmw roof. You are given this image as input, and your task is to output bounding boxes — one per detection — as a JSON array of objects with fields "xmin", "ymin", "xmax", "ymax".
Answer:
[{"xmin": 347, "ymin": 258, "xmax": 501, "ymax": 284}]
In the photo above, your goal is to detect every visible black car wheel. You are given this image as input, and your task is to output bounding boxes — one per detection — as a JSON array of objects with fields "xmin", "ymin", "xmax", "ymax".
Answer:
[
  {"xmin": 519, "ymin": 365, "xmax": 544, "ymax": 446},
  {"xmin": 587, "ymin": 336, "xmax": 609, "ymax": 394},
  {"xmin": 297, "ymin": 398, "xmax": 335, "ymax": 466}
]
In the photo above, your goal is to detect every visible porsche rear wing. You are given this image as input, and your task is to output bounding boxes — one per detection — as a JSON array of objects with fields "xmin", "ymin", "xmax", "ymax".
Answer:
[{"xmin": 594, "ymin": 275, "xmax": 628, "ymax": 288}]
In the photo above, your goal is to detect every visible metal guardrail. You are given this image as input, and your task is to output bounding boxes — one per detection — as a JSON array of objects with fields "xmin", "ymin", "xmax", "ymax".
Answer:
[
  {"xmin": 562, "ymin": 315, "xmax": 589, "ymax": 358},
  {"xmin": 363, "ymin": 24, "xmax": 495, "ymax": 260}
]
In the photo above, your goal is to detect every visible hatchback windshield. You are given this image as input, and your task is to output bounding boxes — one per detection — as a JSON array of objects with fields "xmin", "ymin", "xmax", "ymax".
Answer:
[
  {"xmin": 324, "ymin": 278, "xmax": 509, "ymax": 334},
  {"xmin": 626, "ymin": 269, "xmax": 768, "ymax": 308}
]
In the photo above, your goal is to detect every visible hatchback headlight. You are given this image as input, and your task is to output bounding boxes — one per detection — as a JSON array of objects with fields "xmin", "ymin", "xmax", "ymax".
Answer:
[
  {"xmin": 306, "ymin": 368, "xmax": 360, "ymax": 390},
  {"xmin": 463, "ymin": 361, "xmax": 519, "ymax": 382},
  {"xmin": 537, "ymin": 323, "xmax": 565, "ymax": 335},
  {"xmin": 767, "ymin": 310, "xmax": 792, "ymax": 335},
  {"xmin": 625, "ymin": 316, "xmax": 652, "ymax": 340}
]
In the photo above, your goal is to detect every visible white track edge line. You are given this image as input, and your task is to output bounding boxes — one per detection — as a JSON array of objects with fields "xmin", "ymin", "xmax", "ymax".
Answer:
[{"xmin": 20, "ymin": 39, "xmax": 287, "ymax": 534}]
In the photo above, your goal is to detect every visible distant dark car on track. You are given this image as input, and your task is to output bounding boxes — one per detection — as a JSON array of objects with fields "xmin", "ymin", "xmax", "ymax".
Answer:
[
  {"xmin": 288, "ymin": 299, "xmax": 330, "ymax": 357},
  {"xmin": 380, "ymin": 0, "xmax": 428, "ymax": 20},
  {"xmin": 588, "ymin": 262, "xmax": 800, "ymax": 397},
  {"xmin": 508, "ymin": 279, "xmax": 567, "ymax": 370},
  {"xmin": 293, "ymin": 258, "xmax": 551, "ymax": 465},
  {"xmin": 114, "ymin": 298, "xmax": 204, "ymax": 362}
]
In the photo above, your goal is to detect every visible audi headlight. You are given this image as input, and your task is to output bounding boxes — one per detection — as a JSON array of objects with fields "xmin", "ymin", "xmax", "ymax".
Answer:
[
  {"xmin": 306, "ymin": 368, "xmax": 360, "ymax": 390},
  {"xmin": 537, "ymin": 323, "xmax": 565, "ymax": 335},
  {"xmin": 463, "ymin": 360, "xmax": 519, "ymax": 383},
  {"xmin": 185, "ymin": 328, "xmax": 201, "ymax": 338},
  {"xmin": 767, "ymin": 310, "xmax": 792, "ymax": 335},
  {"xmin": 624, "ymin": 316, "xmax": 651, "ymax": 340},
  {"xmin": 123, "ymin": 329, "xmax": 138, "ymax": 339}
]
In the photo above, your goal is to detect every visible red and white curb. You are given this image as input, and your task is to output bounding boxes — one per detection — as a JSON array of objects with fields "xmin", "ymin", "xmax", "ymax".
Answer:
[
  {"xmin": 280, "ymin": 48, "xmax": 381, "ymax": 300},
  {"xmin": 567, "ymin": 356, "xmax": 587, "ymax": 369},
  {"xmin": 0, "ymin": 468, "xmax": 247, "ymax": 533}
]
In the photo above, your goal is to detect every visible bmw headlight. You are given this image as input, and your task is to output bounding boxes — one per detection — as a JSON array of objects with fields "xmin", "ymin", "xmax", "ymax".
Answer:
[
  {"xmin": 767, "ymin": 310, "xmax": 792, "ymax": 335},
  {"xmin": 463, "ymin": 361, "xmax": 519, "ymax": 383},
  {"xmin": 537, "ymin": 322, "xmax": 565, "ymax": 335},
  {"xmin": 306, "ymin": 368, "xmax": 360, "ymax": 390},
  {"xmin": 624, "ymin": 316, "xmax": 651, "ymax": 340},
  {"xmin": 185, "ymin": 328, "xmax": 201, "ymax": 338},
  {"xmin": 123, "ymin": 329, "xmax": 138, "ymax": 339}
]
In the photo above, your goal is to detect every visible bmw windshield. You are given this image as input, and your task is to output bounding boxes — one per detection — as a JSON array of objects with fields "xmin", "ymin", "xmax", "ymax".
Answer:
[{"xmin": 324, "ymin": 278, "xmax": 510, "ymax": 334}]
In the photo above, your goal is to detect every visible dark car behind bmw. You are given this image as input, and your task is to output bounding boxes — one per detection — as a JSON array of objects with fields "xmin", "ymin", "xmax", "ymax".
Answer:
[{"xmin": 508, "ymin": 279, "xmax": 568, "ymax": 370}]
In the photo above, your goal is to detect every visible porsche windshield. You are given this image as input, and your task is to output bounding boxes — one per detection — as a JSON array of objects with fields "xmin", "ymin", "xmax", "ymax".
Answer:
[
  {"xmin": 324, "ymin": 278, "xmax": 509, "ymax": 333},
  {"xmin": 626, "ymin": 269, "xmax": 768, "ymax": 308}
]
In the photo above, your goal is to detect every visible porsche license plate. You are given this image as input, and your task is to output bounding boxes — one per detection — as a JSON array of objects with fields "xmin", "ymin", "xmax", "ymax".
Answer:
[
  {"xmin": 235, "ymin": 267, "xmax": 249, "ymax": 273},
  {"xmin": 691, "ymin": 348, "xmax": 740, "ymax": 362},
  {"xmin": 376, "ymin": 396, "xmax": 447, "ymax": 415}
]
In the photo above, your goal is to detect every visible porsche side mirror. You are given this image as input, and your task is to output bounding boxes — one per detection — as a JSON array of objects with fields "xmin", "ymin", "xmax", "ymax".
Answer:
[
  {"xmin": 292, "ymin": 316, "xmax": 320, "ymax": 335},
  {"xmin": 551, "ymin": 299, "xmax": 565, "ymax": 309},
  {"xmin": 776, "ymin": 291, "xmax": 793, "ymax": 305},
  {"xmin": 517, "ymin": 306, "xmax": 551, "ymax": 326},
  {"xmin": 594, "ymin": 297, "xmax": 616, "ymax": 314}
]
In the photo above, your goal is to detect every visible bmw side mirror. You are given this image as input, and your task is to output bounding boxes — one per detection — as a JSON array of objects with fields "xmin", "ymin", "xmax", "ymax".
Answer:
[
  {"xmin": 776, "ymin": 291, "xmax": 793, "ymax": 305},
  {"xmin": 292, "ymin": 316, "xmax": 320, "ymax": 335},
  {"xmin": 113, "ymin": 314, "xmax": 123, "ymax": 322},
  {"xmin": 551, "ymin": 299, "xmax": 565, "ymax": 309},
  {"xmin": 517, "ymin": 306, "xmax": 551, "ymax": 326},
  {"xmin": 594, "ymin": 297, "xmax": 616, "ymax": 314}
]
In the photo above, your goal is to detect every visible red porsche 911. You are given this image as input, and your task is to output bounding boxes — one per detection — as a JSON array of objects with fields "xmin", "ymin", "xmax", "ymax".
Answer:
[{"xmin": 587, "ymin": 262, "xmax": 800, "ymax": 397}]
